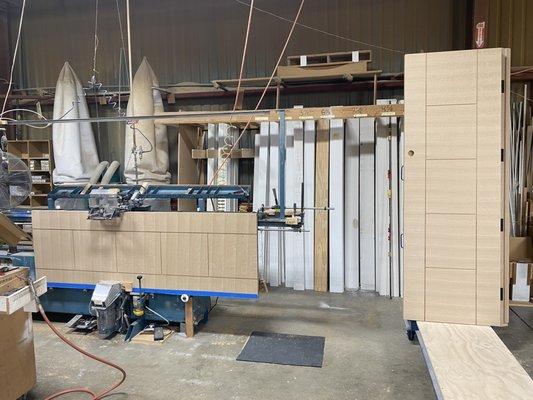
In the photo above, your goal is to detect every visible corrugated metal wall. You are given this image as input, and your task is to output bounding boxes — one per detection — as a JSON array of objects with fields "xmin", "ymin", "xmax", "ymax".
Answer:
[
  {"xmin": 7, "ymin": 0, "xmax": 469, "ymax": 181},
  {"xmin": 10, "ymin": 0, "xmax": 466, "ymax": 89},
  {"xmin": 488, "ymin": 0, "xmax": 533, "ymax": 66}
]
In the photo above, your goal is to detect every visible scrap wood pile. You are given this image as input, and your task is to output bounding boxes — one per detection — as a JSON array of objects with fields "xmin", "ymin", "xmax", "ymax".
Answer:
[{"xmin": 510, "ymin": 87, "xmax": 533, "ymax": 237}]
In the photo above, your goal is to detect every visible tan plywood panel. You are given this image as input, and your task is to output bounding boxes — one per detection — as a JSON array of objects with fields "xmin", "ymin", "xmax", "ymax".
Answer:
[
  {"xmin": 36, "ymin": 269, "xmax": 258, "ymax": 295},
  {"xmin": 426, "ymin": 50, "xmax": 477, "ymax": 105},
  {"xmin": 314, "ymin": 119, "xmax": 329, "ymax": 292},
  {"xmin": 426, "ymin": 159, "xmax": 476, "ymax": 214},
  {"xmin": 32, "ymin": 210, "xmax": 79, "ymax": 230},
  {"xmin": 154, "ymin": 275, "xmax": 258, "ymax": 294},
  {"xmin": 0, "ymin": 310, "xmax": 36, "ymax": 400},
  {"xmin": 32, "ymin": 229, "xmax": 74, "ymax": 270},
  {"xmin": 31, "ymin": 210, "xmax": 257, "ymax": 235},
  {"xmin": 112, "ymin": 212, "xmax": 160, "ymax": 232},
  {"xmin": 418, "ymin": 322, "xmax": 533, "ymax": 399},
  {"xmin": 426, "ymin": 214, "xmax": 476, "ymax": 270},
  {"xmin": 426, "ymin": 105, "xmax": 477, "ymax": 159},
  {"xmin": 37, "ymin": 269, "xmax": 157, "ymax": 289},
  {"xmin": 476, "ymin": 48, "xmax": 507, "ymax": 326},
  {"xmin": 403, "ymin": 53, "xmax": 427, "ymax": 320},
  {"xmin": 156, "ymin": 212, "xmax": 257, "ymax": 235},
  {"xmin": 161, "ymin": 233, "xmax": 208, "ymax": 276},
  {"xmin": 73, "ymin": 231, "xmax": 117, "ymax": 272},
  {"xmin": 426, "ymin": 268, "xmax": 476, "ymax": 324},
  {"xmin": 207, "ymin": 213, "xmax": 257, "ymax": 235},
  {"xmin": 116, "ymin": 232, "xmax": 162, "ymax": 275},
  {"xmin": 33, "ymin": 211, "xmax": 259, "ymax": 295},
  {"xmin": 208, "ymin": 234, "xmax": 258, "ymax": 279}
]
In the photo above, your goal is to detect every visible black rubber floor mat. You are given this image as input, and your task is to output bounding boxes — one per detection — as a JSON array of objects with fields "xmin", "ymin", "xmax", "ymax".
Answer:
[{"xmin": 236, "ymin": 331, "xmax": 325, "ymax": 367}]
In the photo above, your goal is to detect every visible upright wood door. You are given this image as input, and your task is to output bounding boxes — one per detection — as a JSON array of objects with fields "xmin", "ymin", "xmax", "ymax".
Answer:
[{"xmin": 403, "ymin": 48, "xmax": 510, "ymax": 326}]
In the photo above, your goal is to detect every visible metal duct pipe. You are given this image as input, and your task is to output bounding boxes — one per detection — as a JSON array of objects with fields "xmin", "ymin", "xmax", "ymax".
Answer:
[
  {"xmin": 89, "ymin": 161, "xmax": 110, "ymax": 184},
  {"xmin": 100, "ymin": 161, "xmax": 120, "ymax": 184}
]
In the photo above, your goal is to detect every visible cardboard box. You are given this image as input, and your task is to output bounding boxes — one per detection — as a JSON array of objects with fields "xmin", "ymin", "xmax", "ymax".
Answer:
[
  {"xmin": 509, "ymin": 236, "xmax": 533, "ymax": 263},
  {"xmin": 509, "ymin": 237, "xmax": 533, "ymax": 303},
  {"xmin": 0, "ymin": 270, "xmax": 36, "ymax": 400}
]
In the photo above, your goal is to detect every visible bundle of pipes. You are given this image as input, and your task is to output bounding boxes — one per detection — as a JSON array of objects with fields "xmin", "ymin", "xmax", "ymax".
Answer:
[{"xmin": 509, "ymin": 85, "xmax": 533, "ymax": 237}]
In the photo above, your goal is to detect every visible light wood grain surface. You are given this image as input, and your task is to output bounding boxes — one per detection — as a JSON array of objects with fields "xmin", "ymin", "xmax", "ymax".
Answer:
[
  {"xmin": 426, "ymin": 50, "xmax": 477, "ymax": 105},
  {"xmin": 403, "ymin": 53, "xmax": 427, "ymax": 320},
  {"xmin": 404, "ymin": 49, "xmax": 509, "ymax": 326},
  {"xmin": 476, "ymin": 48, "xmax": 508, "ymax": 325},
  {"xmin": 426, "ymin": 214, "xmax": 476, "ymax": 270},
  {"xmin": 32, "ymin": 210, "xmax": 258, "ymax": 295},
  {"xmin": 418, "ymin": 322, "xmax": 533, "ymax": 399},
  {"xmin": 314, "ymin": 118, "xmax": 329, "ymax": 292},
  {"xmin": 426, "ymin": 104, "xmax": 477, "ymax": 160}
]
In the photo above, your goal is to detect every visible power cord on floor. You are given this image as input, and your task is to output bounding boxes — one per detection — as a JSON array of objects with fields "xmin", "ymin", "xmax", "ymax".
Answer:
[
  {"xmin": 27, "ymin": 279, "xmax": 127, "ymax": 400},
  {"xmin": 208, "ymin": 297, "xmax": 219, "ymax": 314}
]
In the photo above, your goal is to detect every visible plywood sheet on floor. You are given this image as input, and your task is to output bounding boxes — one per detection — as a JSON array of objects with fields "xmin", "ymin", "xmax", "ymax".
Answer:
[{"xmin": 418, "ymin": 321, "xmax": 533, "ymax": 399}]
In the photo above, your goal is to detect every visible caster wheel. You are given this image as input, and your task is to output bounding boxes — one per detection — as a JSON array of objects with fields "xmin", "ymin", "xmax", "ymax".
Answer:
[{"xmin": 407, "ymin": 329, "xmax": 416, "ymax": 341}]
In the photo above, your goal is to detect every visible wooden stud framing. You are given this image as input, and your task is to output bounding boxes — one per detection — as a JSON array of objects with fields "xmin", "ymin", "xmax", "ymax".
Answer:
[{"xmin": 154, "ymin": 104, "xmax": 404, "ymax": 127}]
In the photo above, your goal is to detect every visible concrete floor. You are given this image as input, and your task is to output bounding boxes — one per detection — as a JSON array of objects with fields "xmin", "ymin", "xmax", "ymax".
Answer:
[{"xmin": 28, "ymin": 288, "xmax": 533, "ymax": 400}]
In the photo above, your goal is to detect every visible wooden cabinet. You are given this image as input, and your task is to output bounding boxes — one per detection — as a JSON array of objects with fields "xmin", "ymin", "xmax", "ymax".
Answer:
[
  {"xmin": 403, "ymin": 49, "xmax": 511, "ymax": 326},
  {"xmin": 7, "ymin": 140, "xmax": 53, "ymax": 208}
]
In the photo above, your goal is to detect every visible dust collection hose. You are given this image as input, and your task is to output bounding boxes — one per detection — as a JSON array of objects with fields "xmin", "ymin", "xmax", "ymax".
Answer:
[{"xmin": 28, "ymin": 280, "xmax": 126, "ymax": 399}]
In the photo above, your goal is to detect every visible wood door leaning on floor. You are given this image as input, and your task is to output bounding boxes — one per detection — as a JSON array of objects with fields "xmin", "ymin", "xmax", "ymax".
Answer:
[{"xmin": 403, "ymin": 48, "xmax": 510, "ymax": 326}]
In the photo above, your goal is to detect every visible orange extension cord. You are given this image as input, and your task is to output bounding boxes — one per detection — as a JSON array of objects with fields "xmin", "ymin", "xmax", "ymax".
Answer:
[{"xmin": 30, "ymin": 278, "xmax": 126, "ymax": 400}]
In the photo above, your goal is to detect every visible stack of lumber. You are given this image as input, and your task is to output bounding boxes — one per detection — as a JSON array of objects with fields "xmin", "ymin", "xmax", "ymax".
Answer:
[
  {"xmin": 510, "ymin": 89, "xmax": 532, "ymax": 237},
  {"xmin": 212, "ymin": 50, "xmax": 380, "ymax": 89},
  {"xmin": 277, "ymin": 50, "xmax": 380, "ymax": 82},
  {"xmin": 252, "ymin": 103, "xmax": 402, "ymax": 296}
]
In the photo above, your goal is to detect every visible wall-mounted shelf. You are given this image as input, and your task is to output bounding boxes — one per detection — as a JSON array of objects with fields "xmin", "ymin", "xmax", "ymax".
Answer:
[{"xmin": 7, "ymin": 140, "xmax": 53, "ymax": 208}]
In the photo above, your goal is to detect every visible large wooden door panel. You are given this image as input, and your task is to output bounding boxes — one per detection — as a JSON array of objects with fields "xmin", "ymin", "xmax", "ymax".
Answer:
[{"xmin": 404, "ymin": 49, "xmax": 509, "ymax": 326}]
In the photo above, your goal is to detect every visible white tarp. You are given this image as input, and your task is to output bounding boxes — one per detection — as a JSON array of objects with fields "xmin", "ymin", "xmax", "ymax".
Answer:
[
  {"xmin": 52, "ymin": 62, "xmax": 99, "ymax": 183},
  {"xmin": 124, "ymin": 58, "xmax": 170, "ymax": 183}
]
